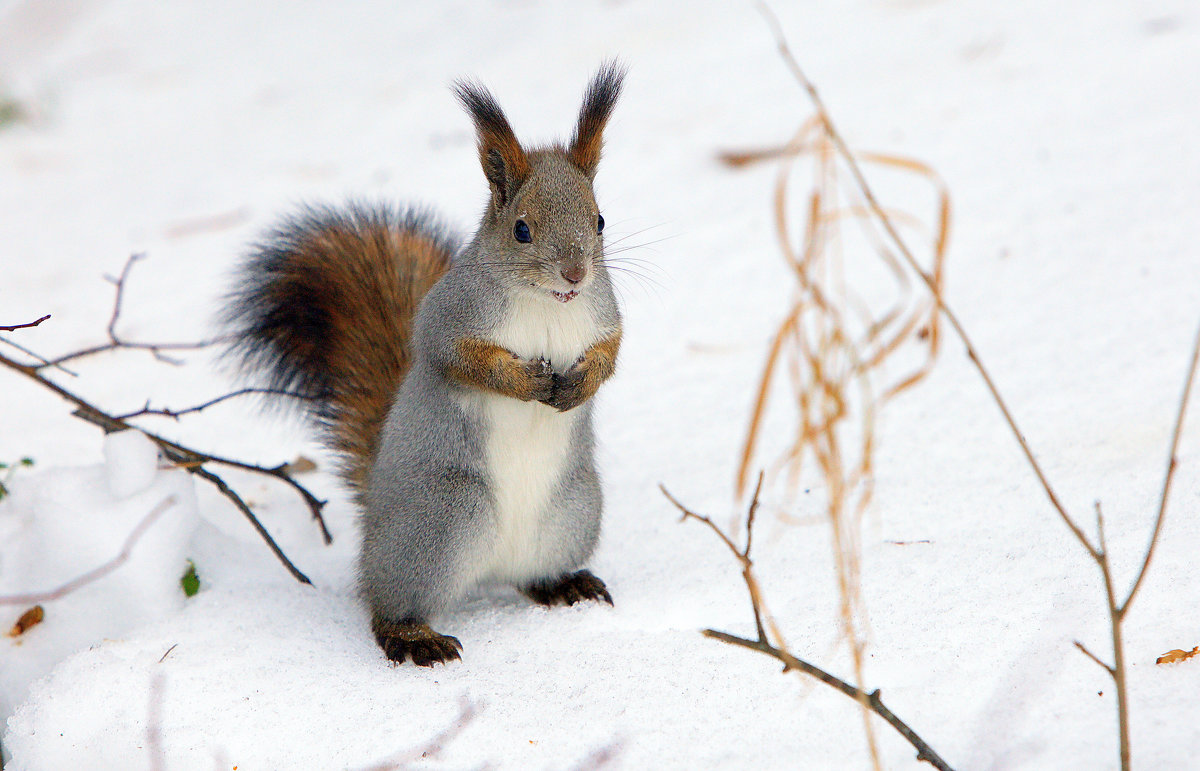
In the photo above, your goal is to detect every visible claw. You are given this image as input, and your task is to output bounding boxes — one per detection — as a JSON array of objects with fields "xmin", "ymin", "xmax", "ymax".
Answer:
[
  {"xmin": 523, "ymin": 569, "xmax": 613, "ymax": 607},
  {"xmin": 374, "ymin": 618, "xmax": 463, "ymax": 666}
]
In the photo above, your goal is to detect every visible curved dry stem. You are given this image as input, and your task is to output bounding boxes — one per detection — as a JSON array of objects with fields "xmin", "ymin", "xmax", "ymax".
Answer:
[
  {"xmin": 757, "ymin": 3, "xmax": 1092, "ymax": 556},
  {"xmin": 0, "ymin": 495, "xmax": 178, "ymax": 606},
  {"xmin": 1121, "ymin": 319, "xmax": 1200, "ymax": 615}
]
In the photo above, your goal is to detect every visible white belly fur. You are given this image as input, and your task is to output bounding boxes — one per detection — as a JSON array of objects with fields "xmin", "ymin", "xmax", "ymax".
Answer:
[{"xmin": 473, "ymin": 292, "xmax": 600, "ymax": 584}]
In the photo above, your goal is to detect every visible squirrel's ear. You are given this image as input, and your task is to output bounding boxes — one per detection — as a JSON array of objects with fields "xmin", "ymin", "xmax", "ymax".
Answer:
[
  {"xmin": 568, "ymin": 61, "xmax": 626, "ymax": 179},
  {"xmin": 454, "ymin": 80, "xmax": 531, "ymax": 208}
]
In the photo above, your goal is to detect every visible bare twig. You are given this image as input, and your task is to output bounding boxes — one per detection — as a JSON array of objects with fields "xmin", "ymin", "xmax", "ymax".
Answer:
[
  {"xmin": 0, "ymin": 347, "xmax": 328, "ymax": 575},
  {"xmin": 112, "ymin": 387, "xmax": 315, "ymax": 422},
  {"xmin": 663, "ymin": 484, "xmax": 955, "ymax": 770},
  {"xmin": 0, "ymin": 495, "xmax": 177, "ymax": 606},
  {"xmin": 34, "ymin": 254, "xmax": 225, "ymax": 370},
  {"xmin": 704, "ymin": 629, "xmax": 955, "ymax": 771},
  {"xmin": 0, "ymin": 334, "xmax": 77, "ymax": 375},
  {"xmin": 662, "ymin": 473, "xmax": 769, "ymax": 641},
  {"xmin": 1121, "ymin": 319, "xmax": 1200, "ymax": 615},
  {"xmin": 1088, "ymin": 502, "xmax": 1131, "ymax": 768},
  {"xmin": 1079, "ymin": 319, "xmax": 1200, "ymax": 769},
  {"xmin": 0, "ymin": 314, "xmax": 50, "ymax": 332},
  {"xmin": 193, "ymin": 466, "xmax": 312, "ymax": 585},
  {"xmin": 1073, "ymin": 640, "xmax": 1116, "ymax": 677}
]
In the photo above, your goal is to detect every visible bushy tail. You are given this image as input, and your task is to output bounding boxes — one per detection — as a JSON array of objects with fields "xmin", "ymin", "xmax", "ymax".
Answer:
[{"xmin": 222, "ymin": 202, "xmax": 455, "ymax": 489}]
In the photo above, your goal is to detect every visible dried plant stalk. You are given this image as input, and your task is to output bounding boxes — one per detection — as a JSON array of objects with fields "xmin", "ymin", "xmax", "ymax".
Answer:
[
  {"xmin": 740, "ymin": 7, "xmax": 1200, "ymax": 769},
  {"xmin": 724, "ymin": 22, "xmax": 950, "ymax": 769}
]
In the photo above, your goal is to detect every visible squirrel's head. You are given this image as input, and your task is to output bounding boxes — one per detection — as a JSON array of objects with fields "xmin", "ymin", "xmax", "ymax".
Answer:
[{"xmin": 454, "ymin": 62, "xmax": 625, "ymax": 303}]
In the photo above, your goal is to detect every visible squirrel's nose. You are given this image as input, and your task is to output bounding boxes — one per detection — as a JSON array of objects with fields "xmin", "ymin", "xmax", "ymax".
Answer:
[{"xmin": 561, "ymin": 263, "xmax": 587, "ymax": 285}]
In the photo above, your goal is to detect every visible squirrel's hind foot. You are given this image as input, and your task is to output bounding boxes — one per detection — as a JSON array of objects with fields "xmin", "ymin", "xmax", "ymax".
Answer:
[
  {"xmin": 373, "ymin": 618, "xmax": 463, "ymax": 666},
  {"xmin": 523, "ymin": 569, "xmax": 614, "ymax": 607}
]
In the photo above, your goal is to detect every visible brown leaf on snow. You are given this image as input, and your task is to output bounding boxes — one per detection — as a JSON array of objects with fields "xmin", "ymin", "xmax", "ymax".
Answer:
[
  {"xmin": 1155, "ymin": 646, "xmax": 1199, "ymax": 665},
  {"xmin": 8, "ymin": 605, "xmax": 44, "ymax": 637},
  {"xmin": 282, "ymin": 455, "xmax": 318, "ymax": 475}
]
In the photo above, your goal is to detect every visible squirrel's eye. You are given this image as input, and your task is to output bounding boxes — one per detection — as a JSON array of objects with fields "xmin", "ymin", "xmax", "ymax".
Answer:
[
  {"xmin": 596, "ymin": 214, "xmax": 605, "ymax": 234},
  {"xmin": 513, "ymin": 219, "xmax": 532, "ymax": 243}
]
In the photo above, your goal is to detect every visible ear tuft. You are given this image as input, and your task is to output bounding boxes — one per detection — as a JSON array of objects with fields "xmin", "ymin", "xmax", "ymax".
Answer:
[
  {"xmin": 569, "ymin": 60, "xmax": 626, "ymax": 178},
  {"xmin": 454, "ymin": 80, "xmax": 531, "ymax": 207}
]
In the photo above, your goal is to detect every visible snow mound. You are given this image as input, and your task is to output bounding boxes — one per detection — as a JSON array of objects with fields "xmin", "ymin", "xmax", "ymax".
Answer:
[{"xmin": 0, "ymin": 431, "xmax": 200, "ymax": 728}]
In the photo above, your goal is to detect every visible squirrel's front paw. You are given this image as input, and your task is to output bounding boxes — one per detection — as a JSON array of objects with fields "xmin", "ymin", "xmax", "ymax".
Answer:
[
  {"xmin": 522, "ymin": 356, "xmax": 556, "ymax": 402},
  {"xmin": 543, "ymin": 360, "xmax": 591, "ymax": 412}
]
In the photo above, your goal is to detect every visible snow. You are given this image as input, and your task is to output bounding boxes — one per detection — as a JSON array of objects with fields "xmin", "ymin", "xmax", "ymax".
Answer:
[
  {"xmin": 0, "ymin": 432, "xmax": 199, "ymax": 730},
  {"xmin": 2, "ymin": 0, "xmax": 1199, "ymax": 769}
]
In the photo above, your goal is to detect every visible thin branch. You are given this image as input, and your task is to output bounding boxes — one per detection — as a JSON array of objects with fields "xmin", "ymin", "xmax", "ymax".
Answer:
[
  {"xmin": 107, "ymin": 253, "xmax": 141, "ymax": 337},
  {"xmin": 0, "ymin": 314, "xmax": 50, "ymax": 332},
  {"xmin": 112, "ymin": 387, "xmax": 316, "ymax": 422},
  {"xmin": 1073, "ymin": 641, "xmax": 1116, "ymax": 676},
  {"xmin": 0, "ymin": 495, "xmax": 178, "ymax": 606},
  {"xmin": 1093, "ymin": 503, "xmax": 1130, "ymax": 768},
  {"xmin": 704, "ymin": 629, "xmax": 955, "ymax": 771},
  {"xmin": 33, "ymin": 254, "xmax": 225, "ymax": 371},
  {"xmin": 192, "ymin": 467, "xmax": 311, "ymax": 585},
  {"xmin": 742, "ymin": 472, "xmax": 769, "ymax": 642},
  {"xmin": 186, "ymin": 449, "xmax": 331, "ymax": 544},
  {"xmin": 661, "ymin": 479, "xmax": 772, "ymax": 645},
  {"xmin": 742, "ymin": 470, "xmax": 765, "ymax": 559},
  {"xmin": 0, "ymin": 347, "xmax": 329, "ymax": 572},
  {"xmin": 0, "ymin": 334, "xmax": 78, "ymax": 375},
  {"xmin": 1121, "ymin": 318, "xmax": 1200, "ymax": 615},
  {"xmin": 660, "ymin": 484, "xmax": 744, "ymax": 561},
  {"xmin": 665, "ymin": 482, "xmax": 955, "ymax": 770}
]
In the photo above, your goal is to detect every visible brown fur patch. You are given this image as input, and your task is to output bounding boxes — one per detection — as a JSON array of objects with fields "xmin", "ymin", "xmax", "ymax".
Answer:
[
  {"xmin": 579, "ymin": 330, "xmax": 621, "ymax": 393},
  {"xmin": 446, "ymin": 338, "xmax": 555, "ymax": 401},
  {"xmin": 276, "ymin": 219, "xmax": 450, "ymax": 489}
]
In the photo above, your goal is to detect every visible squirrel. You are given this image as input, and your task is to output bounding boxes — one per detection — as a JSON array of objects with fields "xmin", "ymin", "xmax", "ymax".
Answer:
[{"xmin": 221, "ymin": 63, "xmax": 626, "ymax": 666}]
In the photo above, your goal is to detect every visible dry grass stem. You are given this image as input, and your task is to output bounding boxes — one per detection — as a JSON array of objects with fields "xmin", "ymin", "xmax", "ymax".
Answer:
[
  {"xmin": 722, "ymin": 6, "xmax": 953, "ymax": 764},
  {"xmin": 743, "ymin": 6, "xmax": 1200, "ymax": 768}
]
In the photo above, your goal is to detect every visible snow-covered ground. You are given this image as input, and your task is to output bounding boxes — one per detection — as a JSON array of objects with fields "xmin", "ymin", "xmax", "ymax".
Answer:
[{"xmin": 2, "ymin": 1, "xmax": 1199, "ymax": 768}]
